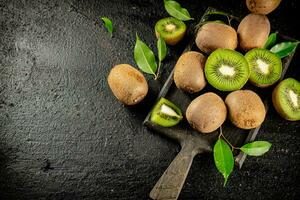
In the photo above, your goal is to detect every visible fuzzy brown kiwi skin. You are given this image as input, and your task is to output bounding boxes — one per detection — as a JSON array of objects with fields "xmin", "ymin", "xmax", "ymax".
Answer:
[
  {"xmin": 186, "ymin": 92, "xmax": 227, "ymax": 133},
  {"xmin": 108, "ymin": 64, "xmax": 148, "ymax": 105},
  {"xmin": 237, "ymin": 14, "xmax": 270, "ymax": 51},
  {"xmin": 195, "ymin": 23, "xmax": 238, "ymax": 54},
  {"xmin": 250, "ymin": 80, "xmax": 273, "ymax": 88},
  {"xmin": 246, "ymin": 0, "xmax": 282, "ymax": 15},
  {"xmin": 174, "ymin": 51, "xmax": 206, "ymax": 93},
  {"xmin": 225, "ymin": 90, "xmax": 266, "ymax": 129}
]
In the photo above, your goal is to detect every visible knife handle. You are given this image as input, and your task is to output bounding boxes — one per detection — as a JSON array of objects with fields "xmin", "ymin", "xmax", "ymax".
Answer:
[{"xmin": 150, "ymin": 143, "xmax": 200, "ymax": 200}]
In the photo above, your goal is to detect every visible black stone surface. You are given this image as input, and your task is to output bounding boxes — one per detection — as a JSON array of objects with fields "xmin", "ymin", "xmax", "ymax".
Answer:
[{"xmin": 0, "ymin": 0, "xmax": 299, "ymax": 199}]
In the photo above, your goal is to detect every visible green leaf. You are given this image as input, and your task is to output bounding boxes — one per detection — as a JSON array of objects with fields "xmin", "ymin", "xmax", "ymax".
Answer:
[
  {"xmin": 270, "ymin": 41, "xmax": 299, "ymax": 58},
  {"xmin": 134, "ymin": 34, "xmax": 158, "ymax": 77},
  {"xmin": 240, "ymin": 141, "xmax": 272, "ymax": 156},
  {"xmin": 164, "ymin": 0, "xmax": 193, "ymax": 21},
  {"xmin": 157, "ymin": 37, "xmax": 167, "ymax": 62},
  {"xmin": 263, "ymin": 33, "xmax": 277, "ymax": 49},
  {"xmin": 101, "ymin": 17, "xmax": 113, "ymax": 37},
  {"xmin": 214, "ymin": 139, "xmax": 234, "ymax": 186}
]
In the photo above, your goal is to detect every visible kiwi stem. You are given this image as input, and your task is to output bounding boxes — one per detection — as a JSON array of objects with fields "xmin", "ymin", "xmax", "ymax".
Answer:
[{"xmin": 218, "ymin": 127, "xmax": 239, "ymax": 150}]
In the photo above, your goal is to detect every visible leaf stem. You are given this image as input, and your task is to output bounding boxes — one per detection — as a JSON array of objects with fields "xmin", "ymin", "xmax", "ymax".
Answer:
[
  {"xmin": 155, "ymin": 61, "xmax": 161, "ymax": 80},
  {"xmin": 219, "ymin": 127, "xmax": 239, "ymax": 150},
  {"xmin": 223, "ymin": 177, "xmax": 228, "ymax": 187}
]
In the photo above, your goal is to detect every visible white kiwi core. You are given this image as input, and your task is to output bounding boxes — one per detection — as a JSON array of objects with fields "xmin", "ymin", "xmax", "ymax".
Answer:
[
  {"xmin": 165, "ymin": 24, "xmax": 176, "ymax": 32},
  {"xmin": 219, "ymin": 65, "xmax": 235, "ymax": 76},
  {"xmin": 160, "ymin": 104, "xmax": 179, "ymax": 117},
  {"xmin": 288, "ymin": 89, "xmax": 299, "ymax": 108},
  {"xmin": 256, "ymin": 59, "xmax": 270, "ymax": 75}
]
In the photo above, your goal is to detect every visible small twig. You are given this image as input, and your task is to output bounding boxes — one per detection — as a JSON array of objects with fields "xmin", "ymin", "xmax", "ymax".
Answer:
[
  {"xmin": 227, "ymin": 16, "xmax": 231, "ymax": 26},
  {"xmin": 219, "ymin": 127, "xmax": 239, "ymax": 150},
  {"xmin": 155, "ymin": 61, "xmax": 161, "ymax": 80}
]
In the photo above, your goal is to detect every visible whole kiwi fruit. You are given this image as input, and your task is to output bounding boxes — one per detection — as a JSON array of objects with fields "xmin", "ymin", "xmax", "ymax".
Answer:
[
  {"xmin": 174, "ymin": 51, "xmax": 206, "ymax": 93},
  {"xmin": 246, "ymin": 0, "xmax": 282, "ymax": 15},
  {"xmin": 108, "ymin": 64, "xmax": 148, "ymax": 105},
  {"xmin": 195, "ymin": 23, "xmax": 238, "ymax": 54},
  {"xmin": 225, "ymin": 90, "xmax": 266, "ymax": 129},
  {"xmin": 186, "ymin": 92, "xmax": 227, "ymax": 133},
  {"xmin": 237, "ymin": 14, "xmax": 270, "ymax": 51}
]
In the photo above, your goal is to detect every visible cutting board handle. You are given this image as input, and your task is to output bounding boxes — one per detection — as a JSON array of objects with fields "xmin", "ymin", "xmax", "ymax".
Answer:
[{"xmin": 149, "ymin": 142, "xmax": 200, "ymax": 200}]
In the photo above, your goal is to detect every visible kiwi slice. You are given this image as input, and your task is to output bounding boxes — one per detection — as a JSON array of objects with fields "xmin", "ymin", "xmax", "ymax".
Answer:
[
  {"xmin": 204, "ymin": 49, "xmax": 250, "ymax": 91},
  {"xmin": 245, "ymin": 48, "xmax": 282, "ymax": 87},
  {"xmin": 272, "ymin": 78, "xmax": 300, "ymax": 121},
  {"xmin": 150, "ymin": 98, "xmax": 183, "ymax": 127},
  {"xmin": 155, "ymin": 17, "xmax": 186, "ymax": 45}
]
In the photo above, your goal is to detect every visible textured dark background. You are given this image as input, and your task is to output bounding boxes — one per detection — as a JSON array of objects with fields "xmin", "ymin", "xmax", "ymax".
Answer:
[{"xmin": 0, "ymin": 0, "xmax": 299, "ymax": 199}]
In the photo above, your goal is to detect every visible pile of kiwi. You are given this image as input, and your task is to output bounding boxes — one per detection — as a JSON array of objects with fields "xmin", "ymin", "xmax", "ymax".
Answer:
[
  {"xmin": 107, "ymin": 2, "xmax": 190, "ymax": 106},
  {"xmin": 186, "ymin": 90, "xmax": 266, "ymax": 132},
  {"xmin": 192, "ymin": 10, "xmax": 283, "ymax": 92},
  {"xmin": 169, "ymin": 0, "xmax": 299, "ymax": 131},
  {"xmin": 107, "ymin": 0, "xmax": 298, "ymax": 131}
]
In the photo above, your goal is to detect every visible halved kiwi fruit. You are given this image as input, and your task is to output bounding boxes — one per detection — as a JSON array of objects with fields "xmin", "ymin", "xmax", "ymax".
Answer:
[
  {"xmin": 155, "ymin": 17, "xmax": 186, "ymax": 45},
  {"xmin": 245, "ymin": 48, "xmax": 282, "ymax": 87},
  {"xmin": 272, "ymin": 78, "xmax": 300, "ymax": 121},
  {"xmin": 150, "ymin": 98, "xmax": 183, "ymax": 127},
  {"xmin": 204, "ymin": 49, "xmax": 250, "ymax": 91}
]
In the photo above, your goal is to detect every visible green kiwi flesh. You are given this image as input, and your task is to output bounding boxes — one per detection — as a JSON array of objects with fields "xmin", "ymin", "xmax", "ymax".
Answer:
[
  {"xmin": 245, "ymin": 48, "xmax": 282, "ymax": 87},
  {"xmin": 204, "ymin": 49, "xmax": 250, "ymax": 91},
  {"xmin": 272, "ymin": 78, "xmax": 300, "ymax": 121},
  {"xmin": 155, "ymin": 17, "xmax": 186, "ymax": 45},
  {"xmin": 150, "ymin": 98, "xmax": 183, "ymax": 127}
]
